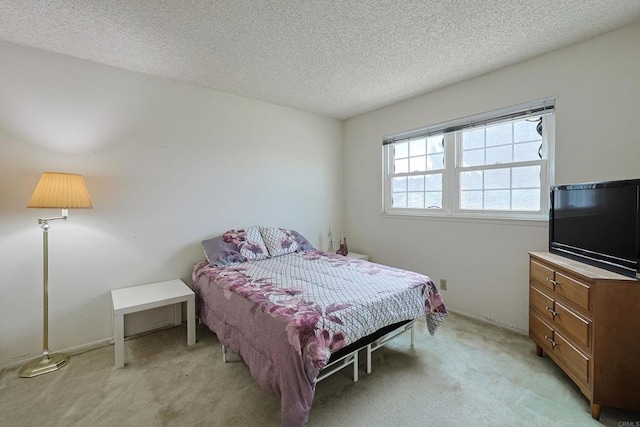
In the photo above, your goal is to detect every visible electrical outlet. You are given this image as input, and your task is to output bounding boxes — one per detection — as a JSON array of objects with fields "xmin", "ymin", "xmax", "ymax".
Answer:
[{"xmin": 439, "ymin": 279, "xmax": 447, "ymax": 290}]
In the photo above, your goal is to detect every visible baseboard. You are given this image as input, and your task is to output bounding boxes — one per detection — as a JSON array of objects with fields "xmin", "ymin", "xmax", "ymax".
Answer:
[
  {"xmin": 447, "ymin": 308, "xmax": 528, "ymax": 335},
  {"xmin": 1, "ymin": 323, "xmax": 185, "ymax": 372},
  {"xmin": 1, "ymin": 337, "xmax": 113, "ymax": 371}
]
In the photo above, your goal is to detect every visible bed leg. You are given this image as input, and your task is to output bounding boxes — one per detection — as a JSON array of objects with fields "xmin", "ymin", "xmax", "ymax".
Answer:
[
  {"xmin": 410, "ymin": 323, "xmax": 415, "ymax": 347},
  {"xmin": 222, "ymin": 344, "xmax": 227, "ymax": 363},
  {"xmin": 353, "ymin": 351, "xmax": 359, "ymax": 382},
  {"xmin": 366, "ymin": 344, "xmax": 372, "ymax": 374}
]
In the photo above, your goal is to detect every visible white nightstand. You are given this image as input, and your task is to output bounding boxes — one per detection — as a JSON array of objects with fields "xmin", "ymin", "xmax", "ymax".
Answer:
[
  {"xmin": 346, "ymin": 252, "xmax": 369, "ymax": 261},
  {"xmin": 110, "ymin": 279, "xmax": 196, "ymax": 368}
]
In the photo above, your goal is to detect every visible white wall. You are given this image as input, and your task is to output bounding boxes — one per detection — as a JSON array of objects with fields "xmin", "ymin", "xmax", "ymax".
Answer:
[
  {"xmin": 343, "ymin": 22, "xmax": 640, "ymax": 332},
  {"xmin": 0, "ymin": 41, "xmax": 343, "ymax": 367}
]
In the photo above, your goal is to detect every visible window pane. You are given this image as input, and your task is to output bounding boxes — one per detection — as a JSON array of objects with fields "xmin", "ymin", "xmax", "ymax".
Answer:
[
  {"xmin": 462, "ymin": 149, "xmax": 484, "ymax": 167},
  {"xmin": 407, "ymin": 175, "xmax": 425, "ymax": 191},
  {"xmin": 460, "ymin": 171, "xmax": 483, "ymax": 190},
  {"xmin": 512, "ymin": 189, "xmax": 540, "ymax": 210},
  {"xmin": 514, "ymin": 118, "xmax": 541, "ymax": 142},
  {"xmin": 425, "ymin": 173, "xmax": 442, "ymax": 190},
  {"xmin": 394, "ymin": 141, "xmax": 408, "ymax": 159},
  {"xmin": 408, "ymin": 192, "xmax": 425, "ymax": 208},
  {"xmin": 512, "ymin": 166, "xmax": 540, "ymax": 189},
  {"xmin": 394, "ymin": 158, "xmax": 408, "ymax": 173},
  {"xmin": 462, "ymin": 128, "xmax": 484, "ymax": 150},
  {"xmin": 484, "ymin": 190, "xmax": 510, "ymax": 210},
  {"xmin": 425, "ymin": 192, "xmax": 442, "ymax": 208},
  {"xmin": 460, "ymin": 190, "xmax": 482, "ymax": 209},
  {"xmin": 409, "ymin": 156, "xmax": 427, "ymax": 172},
  {"xmin": 486, "ymin": 145, "xmax": 512, "ymax": 164},
  {"xmin": 392, "ymin": 192, "xmax": 407, "ymax": 208},
  {"xmin": 427, "ymin": 135, "xmax": 444, "ymax": 153},
  {"xmin": 514, "ymin": 141, "xmax": 541, "ymax": 162},
  {"xmin": 392, "ymin": 176, "xmax": 407, "ymax": 192},
  {"xmin": 409, "ymin": 138, "xmax": 426, "ymax": 156},
  {"xmin": 486, "ymin": 122, "xmax": 512, "ymax": 147},
  {"xmin": 427, "ymin": 153, "xmax": 445, "ymax": 170},
  {"xmin": 485, "ymin": 169, "xmax": 510, "ymax": 189}
]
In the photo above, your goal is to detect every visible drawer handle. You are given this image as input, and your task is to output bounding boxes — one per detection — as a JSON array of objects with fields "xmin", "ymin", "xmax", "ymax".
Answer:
[
  {"xmin": 544, "ymin": 335, "xmax": 557, "ymax": 348},
  {"xmin": 546, "ymin": 277, "xmax": 560, "ymax": 286},
  {"xmin": 545, "ymin": 306, "xmax": 559, "ymax": 317}
]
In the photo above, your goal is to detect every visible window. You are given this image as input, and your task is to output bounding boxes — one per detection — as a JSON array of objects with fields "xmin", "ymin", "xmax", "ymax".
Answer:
[
  {"xmin": 389, "ymin": 135, "xmax": 445, "ymax": 209},
  {"xmin": 383, "ymin": 101, "xmax": 555, "ymax": 220}
]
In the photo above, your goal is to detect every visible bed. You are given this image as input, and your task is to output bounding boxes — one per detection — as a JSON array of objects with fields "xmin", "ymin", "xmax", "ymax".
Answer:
[{"xmin": 192, "ymin": 226, "xmax": 447, "ymax": 426}]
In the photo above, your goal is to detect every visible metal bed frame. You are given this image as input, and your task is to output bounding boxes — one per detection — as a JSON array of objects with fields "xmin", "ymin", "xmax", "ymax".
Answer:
[{"xmin": 221, "ymin": 318, "xmax": 417, "ymax": 383}]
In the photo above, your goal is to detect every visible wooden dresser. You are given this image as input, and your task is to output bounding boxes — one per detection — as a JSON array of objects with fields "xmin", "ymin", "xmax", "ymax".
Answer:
[{"xmin": 528, "ymin": 252, "xmax": 640, "ymax": 419}]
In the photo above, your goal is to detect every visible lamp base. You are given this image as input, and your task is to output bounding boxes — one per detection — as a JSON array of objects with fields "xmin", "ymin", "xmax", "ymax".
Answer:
[{"xmin": 19, "ymin": 353, "xmax": 69, "ymax": 378}]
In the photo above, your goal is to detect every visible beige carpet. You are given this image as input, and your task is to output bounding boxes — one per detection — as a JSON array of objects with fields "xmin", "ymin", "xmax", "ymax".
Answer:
[{"xmin": 1, "ymin": 313, "xmax": 637, "ymax": 426}]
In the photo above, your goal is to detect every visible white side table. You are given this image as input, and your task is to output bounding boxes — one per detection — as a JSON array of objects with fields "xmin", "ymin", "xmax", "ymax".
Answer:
[
  {"xmin": 347, "ymin": 252, "xmax": 369, "ymax": 261},
  {"xmin": 110, "ymin": 279, "xmax": 196, "ymax": 368}
]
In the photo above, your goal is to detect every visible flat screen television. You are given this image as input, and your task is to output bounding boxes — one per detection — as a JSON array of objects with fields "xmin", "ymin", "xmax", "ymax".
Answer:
[{"xmin": 549, "ymin": 178, "xmax": 640, "ymax": 279}]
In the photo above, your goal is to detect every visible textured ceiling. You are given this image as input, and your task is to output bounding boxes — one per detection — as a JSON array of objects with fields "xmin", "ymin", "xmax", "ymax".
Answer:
[{"xmin": 1, "ymin": 1, "xmax": 639, "ymax": 119}]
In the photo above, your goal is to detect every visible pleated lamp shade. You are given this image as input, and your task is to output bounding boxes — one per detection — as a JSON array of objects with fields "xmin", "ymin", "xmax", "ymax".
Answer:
[{"xmin": 27, "ymin": 172, "xmax": 93, "ymax": 209}]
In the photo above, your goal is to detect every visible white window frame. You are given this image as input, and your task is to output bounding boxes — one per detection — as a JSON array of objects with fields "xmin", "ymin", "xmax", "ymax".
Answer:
[{"xmin": 382, "ymin": 100, "xmax": 555, "ymax": 221}]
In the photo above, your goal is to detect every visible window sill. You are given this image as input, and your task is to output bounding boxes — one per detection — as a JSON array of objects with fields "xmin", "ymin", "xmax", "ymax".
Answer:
[{"xmin": 381, "ymin": 210, "xmax": 549, "ymax": 227}]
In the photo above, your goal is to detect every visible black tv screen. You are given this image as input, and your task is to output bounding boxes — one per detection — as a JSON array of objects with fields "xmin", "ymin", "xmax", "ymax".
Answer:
[{"xmin": 549, "ymin": 179, "xmax": 640, "ymax": 279}]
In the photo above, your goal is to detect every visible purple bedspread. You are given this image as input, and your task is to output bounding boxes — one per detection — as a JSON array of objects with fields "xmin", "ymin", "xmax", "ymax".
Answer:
[{"xmin": 192, "ymin": 251, "xmax": 447, "ymax": 426}]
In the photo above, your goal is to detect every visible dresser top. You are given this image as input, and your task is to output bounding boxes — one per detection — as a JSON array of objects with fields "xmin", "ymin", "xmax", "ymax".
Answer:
[{"xmin": 529, "ymin": 251, "xmax": 637, "ymax": 282}]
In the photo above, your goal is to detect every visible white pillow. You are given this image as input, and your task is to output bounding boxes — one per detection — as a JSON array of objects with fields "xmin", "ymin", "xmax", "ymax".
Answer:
[
  {"xmin": 239, "ymin": 225, "xmax": 270, "ymax": 261},
  {"xmin": 260, "ymin": 226, "xmax": 299, "ymax": 257}
]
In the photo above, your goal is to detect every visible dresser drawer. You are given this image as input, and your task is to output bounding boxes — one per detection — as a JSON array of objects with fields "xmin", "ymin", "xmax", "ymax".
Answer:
[
  {"xmin": 530, "ymin": 311, "xmax": 590, "ymax": 387},
  {"xmin": 529, "ymin": 311, "xmax": 554, "ymax": 353},
  {"xmin": 531, "ymin": 260, "xmax": 556, "ymax": 292},
  {"xmin": 555, "ymin": 271, "xmax": 590, "ymax": 312},
  {"xmin": 555, "ymin": 301, "xmax": 591, "ymax": 349},
  {"xmin": 554, "ymin": 331, "xmax": 590, "ymax": 386},
  {"xmin": 530, "ymin": 286, "xmax": 555, "ymax": 322}
]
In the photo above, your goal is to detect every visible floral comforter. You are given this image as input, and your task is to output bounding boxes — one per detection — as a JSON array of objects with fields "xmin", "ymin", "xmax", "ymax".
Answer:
[{"xmin": 192, "ymin": 251, "xmax": 447, "ymax": 427}]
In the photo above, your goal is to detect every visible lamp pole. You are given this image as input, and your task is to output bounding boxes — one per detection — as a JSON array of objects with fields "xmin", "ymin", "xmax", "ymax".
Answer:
[
  {"xmin": 42, "ymin": 220, "xmax": 50, "ymax": 360},
  {"xmin": 20, "ymin": 212, "xmax": 69, "ymax": 377}
]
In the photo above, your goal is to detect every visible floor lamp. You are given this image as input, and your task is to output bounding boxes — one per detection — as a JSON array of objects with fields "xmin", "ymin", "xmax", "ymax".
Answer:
[{"xmin": 20, "ymin": 172, "xmax": 93, "ymax": 378}]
